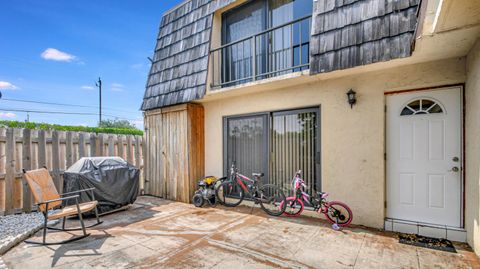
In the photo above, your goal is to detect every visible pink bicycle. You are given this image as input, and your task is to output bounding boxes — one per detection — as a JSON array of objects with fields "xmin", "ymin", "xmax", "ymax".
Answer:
[{"xmin": 281, "ymin": 170, "xmax": 353, "ymax": 230}]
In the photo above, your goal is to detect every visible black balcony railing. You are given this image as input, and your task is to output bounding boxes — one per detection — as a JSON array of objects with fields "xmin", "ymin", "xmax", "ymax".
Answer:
[{"xmin": 210, "ymin": 15, "xmax": 311, "ymax": 89}]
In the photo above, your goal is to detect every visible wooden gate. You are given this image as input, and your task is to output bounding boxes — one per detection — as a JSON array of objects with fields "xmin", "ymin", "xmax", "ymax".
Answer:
[{"xmin": 143, "ymin": 103, "xmax": 204, "ymax": 203}]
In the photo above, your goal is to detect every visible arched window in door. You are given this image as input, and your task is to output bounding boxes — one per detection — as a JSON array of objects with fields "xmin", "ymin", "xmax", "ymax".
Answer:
[{"xmin": 400, "ymin": 98, "xmax": 444, "ymax": 116}]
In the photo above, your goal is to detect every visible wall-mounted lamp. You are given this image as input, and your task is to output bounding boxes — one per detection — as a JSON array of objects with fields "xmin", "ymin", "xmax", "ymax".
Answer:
[{"xmin": 346, "ymin": 89, "xmax": 356, "ymax": 109}]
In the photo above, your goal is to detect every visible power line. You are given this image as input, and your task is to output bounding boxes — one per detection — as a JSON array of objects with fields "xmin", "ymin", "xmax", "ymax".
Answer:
[
  {"xmin": 3, "ymin": 98, "xmax": 96, "ymax": 108},
  {"xmin": 1, "ymin": 97, "xmax": 138, "ymax": 113},
  {"xmin": 0, "ymin": 108, "xmax": 98, "ymax": 115},
  {"xmin": 0, "ymin": 107, "xmax": 140, "ymax": 121}
]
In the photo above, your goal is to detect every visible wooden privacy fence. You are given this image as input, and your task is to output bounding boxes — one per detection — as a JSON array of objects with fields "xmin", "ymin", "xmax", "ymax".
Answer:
[{"xmin": 0, "ymin": 128, "xmax": 144, "ymax": 216}]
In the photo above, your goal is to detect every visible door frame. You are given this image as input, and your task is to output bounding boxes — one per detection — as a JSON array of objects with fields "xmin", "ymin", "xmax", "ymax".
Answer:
[
  {"xmin": 222, "ymin": 106, "xmax": 321, "ymax": 189},
  {"xmin": 384, "ymin": 84, "xmax": 465, "ymax": 228}
]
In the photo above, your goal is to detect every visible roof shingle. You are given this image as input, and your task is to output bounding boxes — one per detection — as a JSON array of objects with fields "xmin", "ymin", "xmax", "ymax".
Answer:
[{"xmin": 142, "ymin": 0, "xmax": 420, "ymax": 111}]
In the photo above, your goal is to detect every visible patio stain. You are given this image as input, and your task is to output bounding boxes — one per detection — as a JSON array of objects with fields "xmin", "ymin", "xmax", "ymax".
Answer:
[
  {"xmin": 154, "ymin": 236, "xmax": 305, "ymax": 269},
  {"xmin": 2, "ymin": 196, "xmax": 480, "ymax": 268}
]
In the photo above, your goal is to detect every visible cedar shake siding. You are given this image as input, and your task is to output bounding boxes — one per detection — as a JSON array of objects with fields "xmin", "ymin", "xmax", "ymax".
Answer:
[
  {"xmin": 141, "ymin": 0, "xmax": 236, "ymax": 110},
  {"xmin": 309, "ymin": 0, "xmax": 420, "ymax": 74},
  {"xmin": 141, "ymin": 0, "xmax": 420, "ymax": 111}
]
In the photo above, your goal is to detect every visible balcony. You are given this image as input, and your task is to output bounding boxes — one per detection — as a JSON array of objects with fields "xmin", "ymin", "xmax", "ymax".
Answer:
[{"xmin": 210, "ymin": 15, "xmax": 311, "ymax": 89}]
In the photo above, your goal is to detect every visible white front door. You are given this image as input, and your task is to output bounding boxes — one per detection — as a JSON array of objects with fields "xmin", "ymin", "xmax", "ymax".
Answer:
[{"xmin": 386, "ymin": 87, "xmax": 462, "ymax": 227}]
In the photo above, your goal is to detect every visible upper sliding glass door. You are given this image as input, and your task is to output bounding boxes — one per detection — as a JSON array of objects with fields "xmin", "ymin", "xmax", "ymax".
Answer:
[
  {"xmin": 267, "ymin": 0, "xmax": 312, "ymax": 76},
  {"xmin": 268, "ymin": 0, "xmax": 312, "ymax": 27},
  {"xmin": 222, "ymin": 0, "xmax": 266, "ymax": 44},
  {"xmin": 222, "ymin": 0, "xmax": 267, "ymax": 86},
  {"xmin": 219, "ymin": 0, "xmax": 313, "ymax": 87}
]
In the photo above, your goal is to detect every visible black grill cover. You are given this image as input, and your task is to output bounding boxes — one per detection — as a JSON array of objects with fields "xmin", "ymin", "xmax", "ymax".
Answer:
[{"xmin": 63, "ymin": 157, "xmax": 140, "ymax": 214}]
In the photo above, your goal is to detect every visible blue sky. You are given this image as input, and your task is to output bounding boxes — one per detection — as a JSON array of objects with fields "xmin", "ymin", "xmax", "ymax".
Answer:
[{"xmin": 0, "ymin": 0, "xmax": 182, "ymax": 129}]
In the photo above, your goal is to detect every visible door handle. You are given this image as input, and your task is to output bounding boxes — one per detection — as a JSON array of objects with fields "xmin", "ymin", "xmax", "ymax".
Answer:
[{"xmin": 449, "ymin": 166, "xmax": 460, "ymax": 172}]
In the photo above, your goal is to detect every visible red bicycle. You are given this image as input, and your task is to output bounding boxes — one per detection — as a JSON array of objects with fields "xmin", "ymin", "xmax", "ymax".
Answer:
[
  {"xmin": 215, "ymin": 163, "xmax": 287, "ymax": 216},
  {"xmin": 280, "ymin": 170, "xmax": 353, "ymax": 230}
]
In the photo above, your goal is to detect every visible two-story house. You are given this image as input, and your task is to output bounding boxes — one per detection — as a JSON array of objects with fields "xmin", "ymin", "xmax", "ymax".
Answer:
[{"xmin": 141, "ymin": 0, "xmax": 480, "ymax": 254}]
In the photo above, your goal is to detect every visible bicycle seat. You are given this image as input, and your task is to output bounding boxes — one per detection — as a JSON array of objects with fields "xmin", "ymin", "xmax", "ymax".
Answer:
[{"xmin": 252, "ymin": 172, "xmax": 264, "ymax": 178}]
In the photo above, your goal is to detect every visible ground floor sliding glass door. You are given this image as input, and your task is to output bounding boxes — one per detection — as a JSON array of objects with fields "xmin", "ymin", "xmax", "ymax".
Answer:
[{"xmin": 224, "ymin": 107, "xmax": 320, "ymax": 194}]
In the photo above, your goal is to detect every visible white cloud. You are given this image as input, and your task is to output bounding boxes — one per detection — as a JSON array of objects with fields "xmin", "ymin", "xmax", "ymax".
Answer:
[
  {"xmin": 81, "ymin": 85, "xmax": 95, "ymax": 90},
  {"xmin": 0, "ymin": 112, "xmax": 16, "ymax": 118},
  {"xmin": 41, "ymin": 48, "xmax": 76, "ymax": 62},
  {"xmin": 0, "ymin": 81, "xmax": 19, "ymax": 90},
  {"xmin": 130, "ymin": 63, "xmax": 144, "ymax": 70},
  {"xmin": 111, "ymin": 83, "xmax": 125, "ymax": 92}
]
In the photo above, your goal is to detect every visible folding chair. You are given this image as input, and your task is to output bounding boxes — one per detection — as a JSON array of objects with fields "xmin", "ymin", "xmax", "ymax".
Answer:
[{"xmin": 23, "ymin": 168, "xmax": 103, "ymax": 245}]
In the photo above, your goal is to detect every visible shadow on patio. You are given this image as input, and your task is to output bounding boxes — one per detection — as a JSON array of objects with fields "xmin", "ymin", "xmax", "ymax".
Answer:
[{"xmin": 2, "ymin": 196, "xmax": 479, "ymax": 269}]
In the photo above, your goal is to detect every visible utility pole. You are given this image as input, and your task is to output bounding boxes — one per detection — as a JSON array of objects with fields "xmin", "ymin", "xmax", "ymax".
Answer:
[{"xmin": 95, "ymin": 77, "xmax": 102, "ymax": 125}]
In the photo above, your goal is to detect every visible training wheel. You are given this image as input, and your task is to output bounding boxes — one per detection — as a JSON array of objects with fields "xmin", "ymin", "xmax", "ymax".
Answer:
[{"xmin": 332, "ymin": 223, "xmax": 340, "ymax": 231}]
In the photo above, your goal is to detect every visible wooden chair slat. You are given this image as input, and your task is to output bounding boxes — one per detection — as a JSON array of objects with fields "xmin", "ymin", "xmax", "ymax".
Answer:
[
  {"xmin": 47, "ymin": 201, "xmax": 98, "ymax": 220},
  {"xmin": 24, "ymin": 168, "xmax": 61, "ymax": 211}
]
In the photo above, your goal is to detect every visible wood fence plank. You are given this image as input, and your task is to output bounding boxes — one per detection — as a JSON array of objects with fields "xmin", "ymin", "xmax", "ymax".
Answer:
[
  {"xmin": 138, "ymin": 136, "xmax": 144, "ymax": 194},
  {"xmin": 79, "ymin": 133, "xmax": 86, "ymax": 158},
  {"xmin": 38, "ymin": 130, "xmax": 47, "ymax": 168},
  {"xmin": 22, "ymin": 128, "xmax": 32, "ymax": 212},
  {"xmin": 150, "ymin": 116, "xmax": 154, "ymax": 196},
  {"xmin": 31, "ymin": 131, "xmax": 38, "ymax": 169},
  {"xmin": 162, "ymin": 114, "xmax": 168, "ymax": 199},
  {"xmin": 51, "ymin": 130, "xmax": 61, "ymax": 191},
  {"xmin": 97, "ymin": 134, "xmax": 104, "ymax": 156},
  {"xmin": 108, "ymin": 135, "xmax": 114, "ymax": 156},
  {"xmin": 59, "ymin": 132, "xmax": 66, "ymax": 171},
  {"xmin": 90, "ymin": 133, "xmax": 96, "ymax": 157},
  {"xmin": 66, "ymin": 132, "xmax": 73, "ymax": 168},
  {"xmin": 127, "ymin": 136, "xmax": 133, "ymax": 163},
  {"xmin": 158, "ymin": 115, "xmax": 163, "ymax": 197},
  {"xmin": 135, "ymin": 134, "xmax": 142, "ymax": 195},
  {"xmin": 145, "ymin": 116, "xmax": 151, "ymax": 195},
  {"xmin": 14, "ymin": 130, "xmax": 22, "ymax": 209},
  {"xmin": 72, "ymin": 134, "xmax": 78, "ymax": 163},
  {"xmin": 0, "ymin": 129, "xmax": 5, "ymax": 212},
  {"xmin": 118, "ymin": 135, "xmax": 124, "ymax": 159},
  {"xmin": 135, "ymin": 136, "xmax": 141, "ymax": 168},
  {"xmin": 5, "ymin": 128, "xmax": 15, "ymax": 215}
]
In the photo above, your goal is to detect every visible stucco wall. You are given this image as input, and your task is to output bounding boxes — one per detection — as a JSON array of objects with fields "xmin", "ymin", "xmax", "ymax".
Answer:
[
  {"xmin": 202, "ymin": 57, "xmax": 465, "ymax": 228},
  {"xmin": 465, "ymin": 38, "xmax": 480, "ymax": 254}
]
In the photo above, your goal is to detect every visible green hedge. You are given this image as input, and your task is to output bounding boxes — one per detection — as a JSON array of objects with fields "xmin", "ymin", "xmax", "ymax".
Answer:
[{"xmin": 0, "ymin": 120, "xmax": 143, "ymax": 136}]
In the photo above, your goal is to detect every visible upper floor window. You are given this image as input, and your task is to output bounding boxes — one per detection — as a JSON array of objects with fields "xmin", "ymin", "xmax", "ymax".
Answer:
[
  {"xmin": 211, "ymin": 0, "xmax": 313, "ymax": 88},
  {"xmin": 222, "ymin": 0, "xmax": 266, "ymax": 44},
  {"xmin": 269, "ymin": 0, "xmax": 312, "ymax": 27}
]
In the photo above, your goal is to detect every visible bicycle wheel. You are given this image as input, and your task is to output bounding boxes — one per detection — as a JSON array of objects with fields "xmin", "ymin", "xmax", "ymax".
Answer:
[
  {"xmin": 216, "ymin": 180, "xmax": 244, "ymax": 207},
  {"xmin": 281, "ymin": 197, "xmax": 304, "ymax": 216},
  {"xmin": 324, "ymin": 201, "xmax": 353, "ymax": 227},
  {"xmin": 258, "ymin": 184, "xmax": 287, "ymax": 216}
]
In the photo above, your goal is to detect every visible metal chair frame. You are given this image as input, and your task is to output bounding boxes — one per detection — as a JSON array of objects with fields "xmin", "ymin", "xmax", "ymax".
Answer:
[{"xmin": 23, "ymin": 169, "xmax": 103, "ymax": 245}]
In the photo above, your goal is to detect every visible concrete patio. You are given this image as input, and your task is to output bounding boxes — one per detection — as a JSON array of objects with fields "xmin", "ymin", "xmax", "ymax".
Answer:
[{"xmin": 1, "ymin": 196, "xmax": 479, "ymax": 269}]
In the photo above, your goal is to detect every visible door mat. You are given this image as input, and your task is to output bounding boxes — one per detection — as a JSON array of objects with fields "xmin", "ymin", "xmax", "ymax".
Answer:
[{"xmin": 398, "ymin": 233, "xmax": 456, "ymax": 253}]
